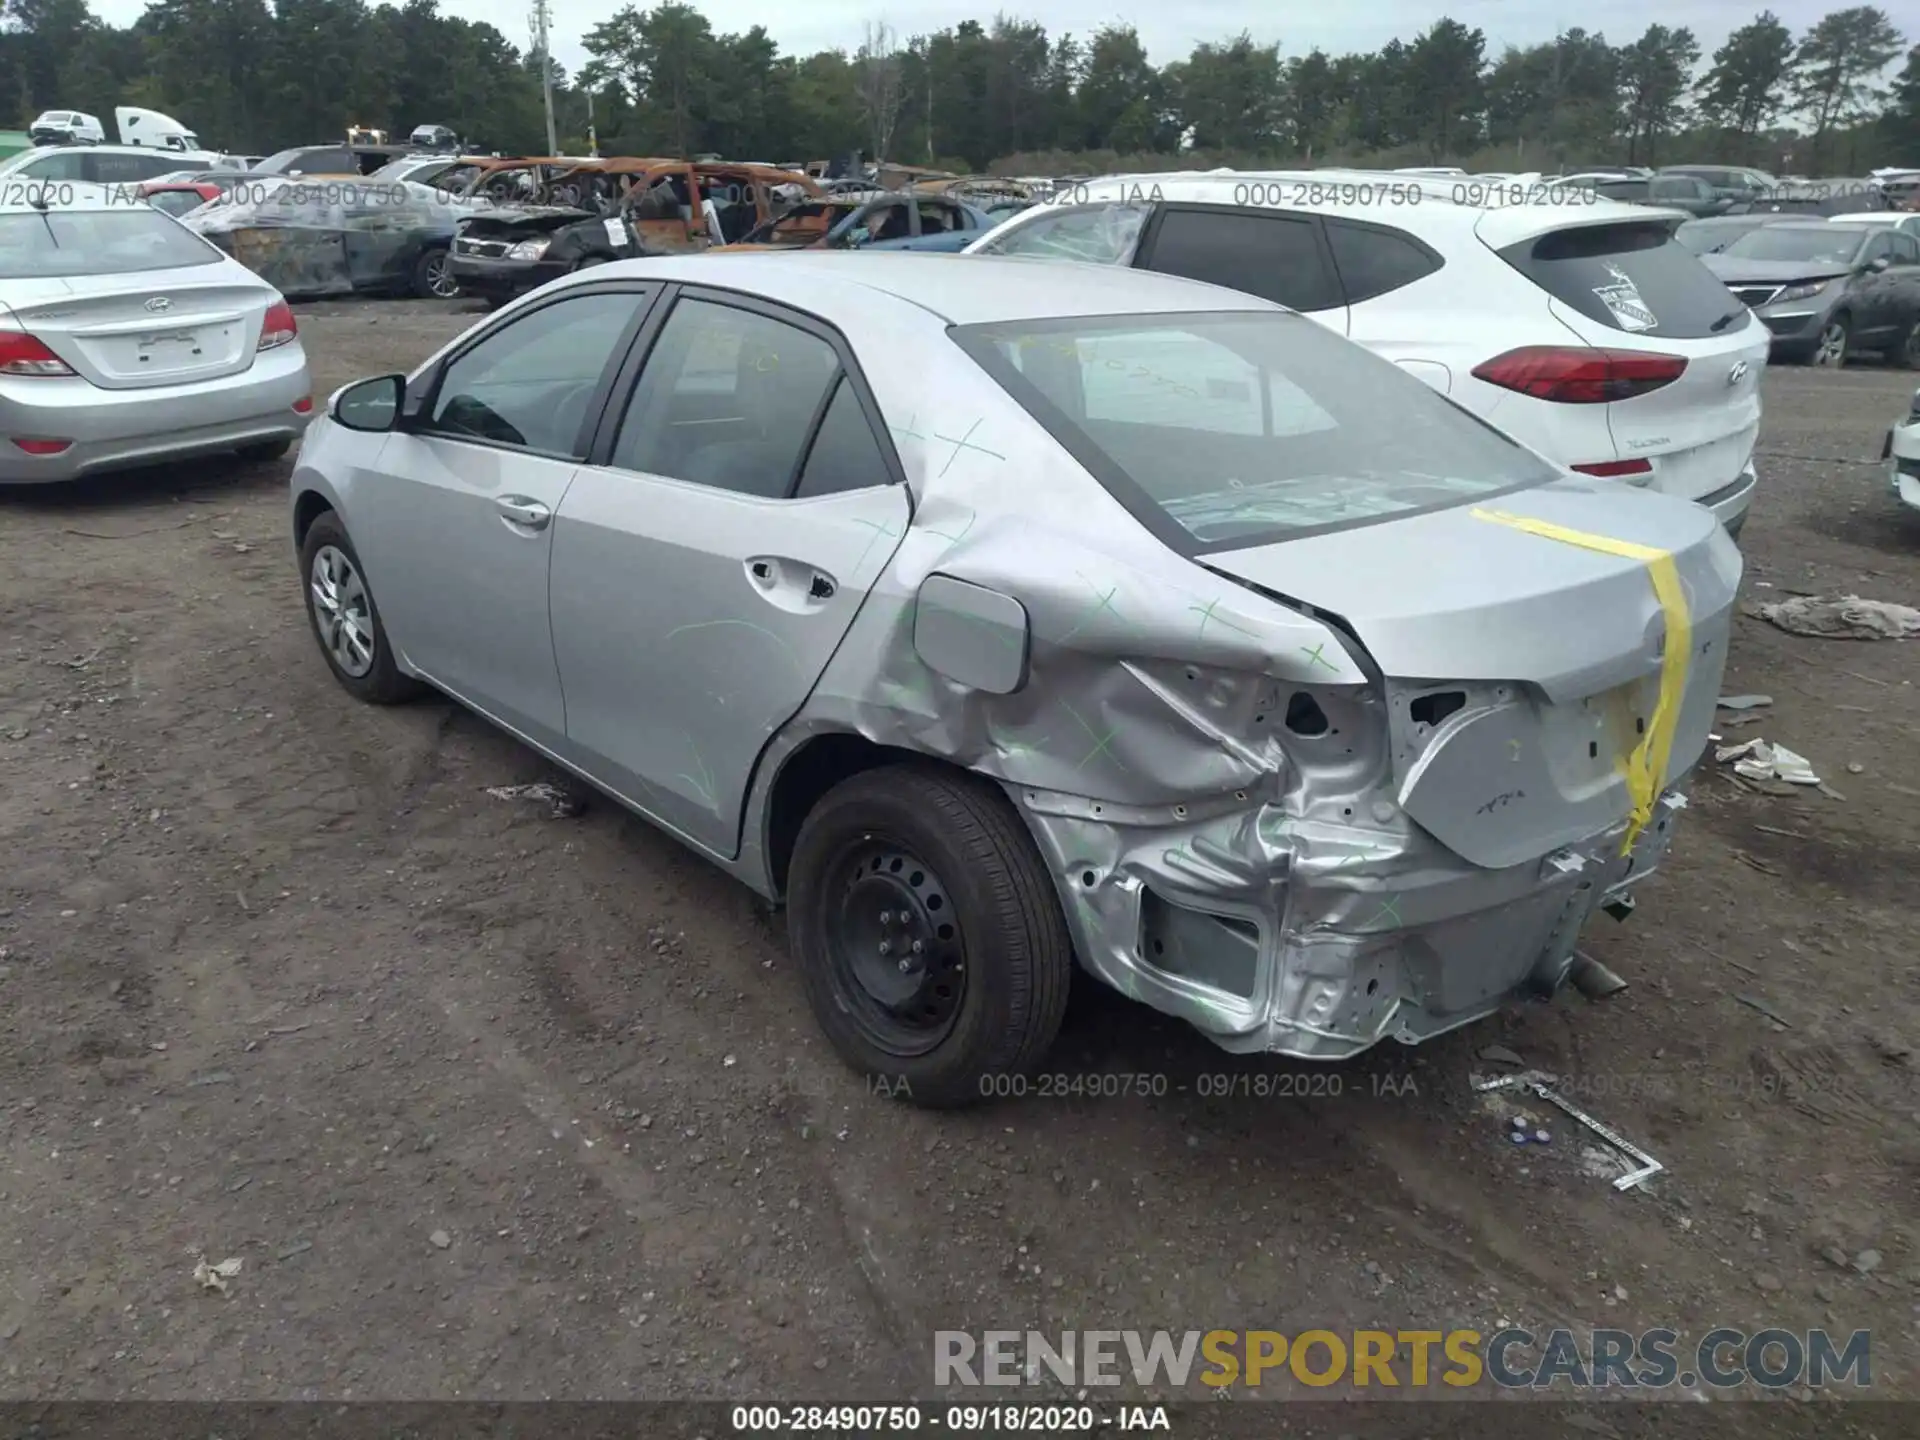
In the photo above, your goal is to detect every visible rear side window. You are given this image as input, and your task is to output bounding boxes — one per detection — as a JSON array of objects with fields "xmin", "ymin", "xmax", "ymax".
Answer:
[
  {"xmin": 0, "ymin": 209, "xmax": 220, "ymax": 277},
  {"xmin": 1498, "ymin": 223, "xmax": 1745, "ymax": 338},
  {"xmin": 794, "ymin": 377, "xmax": 894, "ymax": 497},
  {"xmin": 1325, "ymin": 222, "xmax": 1442, "ymax": 304},
  {"xmin": 1139, "ymin": 208, "xmax": 1341, "ymax": 312}
]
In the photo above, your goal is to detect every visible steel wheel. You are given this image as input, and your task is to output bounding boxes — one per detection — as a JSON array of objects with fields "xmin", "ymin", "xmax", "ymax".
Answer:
[
  {"xmin": 821, "ymin": 839, "xmax": 968, "ymax": 1057},
  {"xmin": 1812, "ymin": 318, "xmax": 1848, "ymax": 367},
  {"xmin": 309, "ymin": 544, "xmax": 375, "ymax": 679},
  {"xmin": 424, "ymin": 250, "xmax": 458, "ymax": 298}
]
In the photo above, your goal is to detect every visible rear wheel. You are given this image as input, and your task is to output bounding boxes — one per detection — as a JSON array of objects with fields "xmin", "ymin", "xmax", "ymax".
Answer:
[
  {"xmin": 1810, "ymin": 314, "xmax": 1850, "ymax": 368},
  {"xmin": 1898, "ymin": 316, "xmax": 1920, "ymax": 371},
  {"xmin": 786, "ymin": 763, "xmax": 1073, "ymax": 1108},
  {"xmin": 413, "ymin": 247, "xmax": 458, "ymax": 299}
]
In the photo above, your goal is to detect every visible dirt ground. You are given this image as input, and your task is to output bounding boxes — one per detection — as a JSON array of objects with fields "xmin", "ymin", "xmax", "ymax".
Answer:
[{"xmin": 0, "ymin": 297, "xmax": 1915, "ymax": 1418}]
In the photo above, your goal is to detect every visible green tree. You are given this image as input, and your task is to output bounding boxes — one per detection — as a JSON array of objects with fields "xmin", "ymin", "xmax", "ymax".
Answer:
[
  {"xmin": 1403, "ymin": 18, "xmax": 1487, "ymax": 160},
  {"xmin": 1790, "ymin": 6, "xmax": 1903, "ymax": 168},
  {"xmin": 1696, "ymin": 11, "xmax": 1796, "ymax": 160},
  {"xmin": 1618, "ymin": 24, "xmax": 1700, "ymax": 164},
  {"xmin": 1166, "ymin": 33, "xmax": 1284, "ymax": 153}
]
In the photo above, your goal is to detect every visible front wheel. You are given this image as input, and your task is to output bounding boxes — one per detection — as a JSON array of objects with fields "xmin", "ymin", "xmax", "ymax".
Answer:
[
  {"xmin": 299, "ymin": 510, "xmax": 423, "ymax": 705},
  {"xmin": 786, "ymin": 763, "xmax": 1074, "ymax": 1108},
  {"xmin": 1809, "ymin": 314, "xmax": 1850, "ymax": 368}
]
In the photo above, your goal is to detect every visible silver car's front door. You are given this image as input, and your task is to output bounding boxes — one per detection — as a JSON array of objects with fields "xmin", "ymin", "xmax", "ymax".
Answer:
[
  {"xmin": 352, "ymin": 283, "xmax": 658, "ymax": 750},
  {"xmin": 549, "ymin": 292, "xmax": 911, "ymax": 857}
]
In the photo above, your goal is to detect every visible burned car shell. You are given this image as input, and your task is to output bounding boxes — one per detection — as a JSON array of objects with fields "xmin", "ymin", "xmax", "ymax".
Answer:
[
  {"xmin": 181, "ymin": 178, "xmax": 470, "ymax": 299},
  {"xmin": 306, "ymin": 254, "xmax": 1740, "ymax": 1063},
  {"xmin": 710, "ymin": 193, "xmax": 992, "ymax": 253},
  {"xmin": 451, "ymin": 161, "xmax": 821, "ymax": 302}
]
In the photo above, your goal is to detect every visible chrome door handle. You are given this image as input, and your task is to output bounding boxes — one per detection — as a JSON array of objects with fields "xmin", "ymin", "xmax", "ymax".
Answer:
[{"xmin": 496, "ymin": 495, "xmax": 551, "ymax": 530}]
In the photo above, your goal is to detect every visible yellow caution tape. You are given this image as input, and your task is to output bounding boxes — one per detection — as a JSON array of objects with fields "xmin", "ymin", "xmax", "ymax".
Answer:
[{"xmin": 1469, "ymin": 508, "xmax": 1691, "ymax": 855}]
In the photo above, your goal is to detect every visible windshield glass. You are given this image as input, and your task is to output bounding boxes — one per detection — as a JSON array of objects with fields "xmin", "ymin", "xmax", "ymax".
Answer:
[
  {"xmin": 0, "ymin": 208, "xmax": 220, "ymax": 277},
  {"xmin": 952, "ymin": 311, "xmax": 1558, "ymax": 550},
  {"xmin": 1721, "ymin": 226, "xmax": 1867, "ymax": 264}
]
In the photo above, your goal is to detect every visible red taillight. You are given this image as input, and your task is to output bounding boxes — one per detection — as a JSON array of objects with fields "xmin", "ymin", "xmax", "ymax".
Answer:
[
  {"xmin": 292, "ymin": 395, "xmax": 313, "ymax": 414},
  {"xmin": 11, "ymin": 437, "xmax": 72, "ymax": 454},
  {"xmin": 258, "ymin": 300, "xmax": 297, "ymax": 351},
  {"xmin": 1572, "ymin": 458, "xmax": 1654, "ymax": 477},
  {"xmin": 0, "ymin": 328, "xmax": 76, "ymax": 377},
  {"xmin": 1472, "ymin": 346, "xmax": 1686, "ymax": 404}
]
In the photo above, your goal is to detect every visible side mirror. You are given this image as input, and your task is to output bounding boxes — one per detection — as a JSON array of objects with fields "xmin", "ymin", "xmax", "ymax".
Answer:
[
  {"xmin": 332, "ymin": 373, "xmax": 404, "ymax": 432},
  {"xmin": 1866, "ymin": 256, "xmax": 1891, "ymax": 273}
]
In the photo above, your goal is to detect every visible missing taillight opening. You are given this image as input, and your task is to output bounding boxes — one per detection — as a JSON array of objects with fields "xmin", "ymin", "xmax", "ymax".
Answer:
[{"xmin": 1473, "ymin": 346, "xmax": 1686, "ymax": 404}]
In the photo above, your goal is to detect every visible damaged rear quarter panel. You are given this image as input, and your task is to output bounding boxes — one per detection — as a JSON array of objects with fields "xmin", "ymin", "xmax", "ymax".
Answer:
[{"xmin": 738, "ymin": 301, "xmax": 1735, "ymax": 1062}]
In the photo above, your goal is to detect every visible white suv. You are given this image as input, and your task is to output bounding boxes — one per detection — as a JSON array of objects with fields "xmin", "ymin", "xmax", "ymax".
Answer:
[{"xmin": 964, "ymin": 171, "xmax": 1770, "ymax": 536}]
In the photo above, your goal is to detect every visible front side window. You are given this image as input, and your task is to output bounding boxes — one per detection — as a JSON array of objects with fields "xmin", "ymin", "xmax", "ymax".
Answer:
[
  {"xmin": 975, "ymin": 202, "xmax": 1149, "ymax": 264},
  {"xmin": 427, "ymin": 290, "xmax": 649, "ymax": 455},
  {"xmin": 610, "ymin": 298, "xmax": 841, "ymax": 497},
  {"xmin": 17, "ymin": 150, "xmax": 86, "ymax": 181},
  {"xmin": 954, "ymin": 310, "xmax": 1557, "ymax": 550}
]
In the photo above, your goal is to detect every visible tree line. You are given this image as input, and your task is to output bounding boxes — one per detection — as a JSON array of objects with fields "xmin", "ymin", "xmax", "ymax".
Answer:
[{"xmin": 4, "ymin": 0, "xmax": 1917, "ymax": 174}]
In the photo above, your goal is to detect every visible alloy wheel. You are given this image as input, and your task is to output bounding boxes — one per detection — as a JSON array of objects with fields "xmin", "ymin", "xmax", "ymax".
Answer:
[
  {"xmin": 426, "ymin": 251, "xmax": 458, "ymax": 298},
  {"xmin": 1813, "ymin": 322, "xmax": 1847, "ymax": 366},
  {"xmin": 309, "ymin": 545, "xmax": 376, "ymax": 679}
]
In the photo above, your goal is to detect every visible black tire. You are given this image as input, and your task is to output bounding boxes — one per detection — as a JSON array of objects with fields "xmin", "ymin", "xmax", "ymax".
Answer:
[
  {"xmin": 298, "ymin": 509, "xmax": 423, "ymax": 705},
  {"xmin": 787, "ymin": 762, "xmax": 1073, "ymax": 1108},
  {"xmin": 237, "ymin": 438, "xmax": 292, "ymax": 463},
  {"xmin": 1809, "ymin": 313, "xmax": 1850, "ymax": 368},
  {"xmin": 1898, "ymin": 316, "xmax": 1920, "ymax": 371},
  {"xmin": 413, "ymin": 246, "xmax": 458, "ymax": 299}
]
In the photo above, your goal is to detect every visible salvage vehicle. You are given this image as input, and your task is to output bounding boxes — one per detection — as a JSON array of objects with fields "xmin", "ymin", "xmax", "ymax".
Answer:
[
  {"xmin": 1885, "ymin": 386, "xmax": 1920, "ymax": 513},
  {"xmin": 1, "ymin": 143, "xmax": 214, "ymax": 185},
  {"xmin": 254, "ymin": 143, "xmax": 411, "ymax": 178},
  {"xmin": 1673, "ymin": 214, "xmax": 1791, "ymax": 255},
  {"xmin": 966, "ymin": 170, "xmax": 1770, "ymax": 538},
  {"xmin": 1702, "ymin": 221, "xmax": 1920, "ymax": 368},
  {"xmin": 450, "ymin": 160, "xmax": 819, "ymax": 305},
  {"xmin": 1583, "ymin": 174, "xmax": 1734, "ymax": 217},
  {"xmin": 136, "ymin": 178, "xmax": 227, "ymax": 216},
  {"xmin": 1831, "ymin": 210, "xmax": 1920, "ymax": 239},
  {"xmin": 181, "ymin": 178, "xmax": 468, "ymax": 300},
  {"xmin": 289, "ymin": 253, "xmax": 1739, "ymax": 1105},
  {"xmin": 0, "ymin": 183, "xmax": 310, "ymax": 484},
  {"xmin": 713, "ymin": 191, "xmax": 992, "ymax": 253}
]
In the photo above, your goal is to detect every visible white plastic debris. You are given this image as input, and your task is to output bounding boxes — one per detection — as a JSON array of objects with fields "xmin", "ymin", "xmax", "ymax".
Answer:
[
  {"xmin": 483, "ymin": 782, "xmax": 583, "ymax": 818},
  {"xmin": 1716, "ymin": 738, "xmax": 1820, "ymax": 785},
  {"xmin": 193, "ymin": 1256, "xmax": 243, "ymax": 1294},
  {"xmin": 1757, "ymin": 595, "xmax": 1920, "ymax": 641}
]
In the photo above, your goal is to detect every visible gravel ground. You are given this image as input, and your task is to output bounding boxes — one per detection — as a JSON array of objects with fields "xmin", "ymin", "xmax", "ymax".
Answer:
[{"xmin": 0, "ymin": 298, "xmax": 1914, "ymax": 1420}]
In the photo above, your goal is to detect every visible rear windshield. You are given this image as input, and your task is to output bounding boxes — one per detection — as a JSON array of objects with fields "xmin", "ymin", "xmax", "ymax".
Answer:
[
  {"xmin": 1499, "ymin": 221, "xmax": 1745, "ymax": 337},
  {"xmin": 951, "ymin": 310, "xmax": 1558, "ymax": 551},
  {"xmin": 1720, "ymin": 226, "xmax": 1867, "ymax": 264},
  {"xmin": 0, "ymin": 208, "xmax": 219, "ymax": 277}
]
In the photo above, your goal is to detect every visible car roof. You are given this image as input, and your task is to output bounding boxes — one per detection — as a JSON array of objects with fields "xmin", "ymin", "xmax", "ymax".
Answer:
[
  {"xmin": 586, "ymin": 251, "xmax": 1280, "ymax": 325},
  {"xmin": 983, "ymin": 168, "xmax": 1670, "ymax": 250}
]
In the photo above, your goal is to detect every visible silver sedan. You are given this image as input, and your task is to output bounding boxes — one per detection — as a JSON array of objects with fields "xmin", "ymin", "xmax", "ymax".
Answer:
[
  {"xmin": 0, "ymin": 184, "xmax": 311, "ymax": 483},
  {"xmin": 291, "ymin": 252, "xmax": 1741, "ymax": 1106}
]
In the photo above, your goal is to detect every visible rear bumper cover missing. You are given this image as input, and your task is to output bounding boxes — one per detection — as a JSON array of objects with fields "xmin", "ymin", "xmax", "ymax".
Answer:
[{"xmin": 1016, "ymin": 784, "xmax": 1688, "ymax": 1060}]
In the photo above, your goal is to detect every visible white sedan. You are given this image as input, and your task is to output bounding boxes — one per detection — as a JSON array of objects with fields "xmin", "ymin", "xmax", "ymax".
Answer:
[
  {"xmin": 1888, "ymin": 387, "xmax": 1920, "ymax": 514},
  {"xmin": 0, "ymin": 183, "xmax": 311, "ymax": 483}
]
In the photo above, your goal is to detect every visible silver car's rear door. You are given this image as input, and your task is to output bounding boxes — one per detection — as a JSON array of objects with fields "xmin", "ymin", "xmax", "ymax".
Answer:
[{"xmin": 549, "ymin": 289, "xmax": 911, "ymax": 859}]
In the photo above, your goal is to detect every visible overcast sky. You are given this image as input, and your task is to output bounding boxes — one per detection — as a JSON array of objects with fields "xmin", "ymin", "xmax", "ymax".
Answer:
[{"xmin": 90, "ymin": 0, "xmax": 1879, "ymax": 74}]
